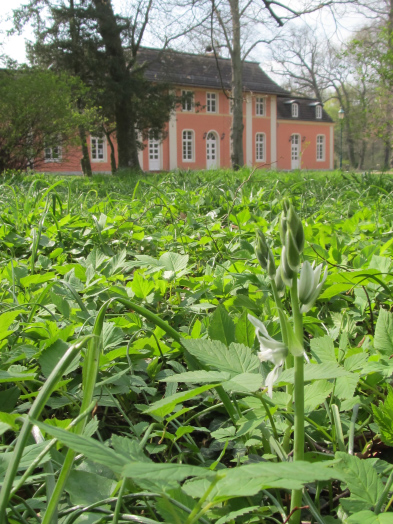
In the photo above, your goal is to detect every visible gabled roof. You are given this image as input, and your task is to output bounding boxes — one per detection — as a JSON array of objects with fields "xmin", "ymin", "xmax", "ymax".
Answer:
[
  {"xmin": 277, "ymin": 96, "xmax": 333, "ymax": 123},
  {"xmin": 137, "ymin": 47, "xmax": 289, "ymax": 96}
]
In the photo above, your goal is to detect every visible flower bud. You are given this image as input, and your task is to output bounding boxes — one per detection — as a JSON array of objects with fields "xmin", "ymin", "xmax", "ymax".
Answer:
[
  {"xmin": 255, "ymin": 229, "xmax": 276, "ymax": 278},
  {"xmin": 275, "ymin": 265, "xmax": 286, "ymax": 296},
  {"xmin": 287, "ymin": 205, "xmax": 304, "ymax": 255},
  {"xmin": 280, "ymin": 246, "xmax": 294, "ymax": 286},
  {"xmin": 285, "ymin": 229, "xmax": 301, "ymax": 271},
  {"xmin": 298, "ymin": 261, "xmax": 328, "ymax": 313}
]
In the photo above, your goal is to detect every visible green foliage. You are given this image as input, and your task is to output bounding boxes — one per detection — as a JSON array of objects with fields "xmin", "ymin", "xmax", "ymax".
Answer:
[{"xmin": 1, "ymin": 169, "xmax": 393, "ymax": 523}]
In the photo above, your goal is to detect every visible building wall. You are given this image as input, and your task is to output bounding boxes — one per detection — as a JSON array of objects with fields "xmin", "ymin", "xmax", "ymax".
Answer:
[
  {"xmin": 277, "ymin": 121, "xmax": 334, "ymax": 170},
  {"xmin": 37, "ymin": 88, "xmax": 334, "ymax": 174}
]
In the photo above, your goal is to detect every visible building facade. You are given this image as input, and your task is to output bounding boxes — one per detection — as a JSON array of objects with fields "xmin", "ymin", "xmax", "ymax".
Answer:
[{"xmin": 38, "ymin": 48, "xmax": 334, "ymax": 174}]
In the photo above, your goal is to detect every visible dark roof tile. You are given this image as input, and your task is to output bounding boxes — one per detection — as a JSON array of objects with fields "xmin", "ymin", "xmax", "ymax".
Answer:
[{"xmin": 277, "ymin": 97, "xmax": 333, "ymax": 123}]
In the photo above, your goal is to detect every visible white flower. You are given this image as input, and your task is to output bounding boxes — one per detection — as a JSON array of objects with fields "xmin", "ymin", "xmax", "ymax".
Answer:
[
  {"xmin": 248, "ymin": 314, "xmax": 288, "ymax": 397},
  {"xmin": 298, "ymin": 261, "xmax": 327, "ymax": 313}
]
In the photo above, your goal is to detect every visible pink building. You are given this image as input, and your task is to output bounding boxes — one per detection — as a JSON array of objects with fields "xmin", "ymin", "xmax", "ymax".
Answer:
[{"xmin": 38, "ymin": 48, "xmax": 334, "ymax": 174}]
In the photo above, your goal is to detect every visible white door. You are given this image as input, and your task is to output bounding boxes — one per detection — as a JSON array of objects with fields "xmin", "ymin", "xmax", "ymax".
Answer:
[
  {"xmin": 291, "ymin": 134, "xmax": 301, "ymax": 169},
  {"xmin": 206, "ymin": 132, "xmax": 218, "ymax": 169},
  {"xmin": 149, "ymin": 139, "xmax": 160, "ymax": 171}
]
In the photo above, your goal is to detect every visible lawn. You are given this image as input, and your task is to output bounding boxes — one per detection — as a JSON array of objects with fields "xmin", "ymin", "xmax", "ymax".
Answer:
[{"xmin": 1, "ymin": 169, "xmax": 393, "ymax": 524}]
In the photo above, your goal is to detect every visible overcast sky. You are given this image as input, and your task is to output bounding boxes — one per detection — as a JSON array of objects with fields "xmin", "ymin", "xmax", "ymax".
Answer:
[{"xmin": 0, "ymin": 0, "xmax": 370, "ymax": 66}]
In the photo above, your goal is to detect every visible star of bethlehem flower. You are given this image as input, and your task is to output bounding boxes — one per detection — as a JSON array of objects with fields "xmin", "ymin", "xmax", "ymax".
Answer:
[
  {"xmin": 248, "ymin": 314, "xmax": 288, "ymax": 397},
  {"xmin": 298, "ymin": 261, "xmax": 327, "ymax": 313}
]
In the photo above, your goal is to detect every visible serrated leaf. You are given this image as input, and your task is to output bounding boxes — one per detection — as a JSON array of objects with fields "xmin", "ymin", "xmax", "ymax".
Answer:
[
  {"xmin": 215, "ymin": 506, "xmax": 259, "ymax": 524},
  {"xmin": 334, "ymin": 452, "xmax": 384, "ymax": 510},
  {"xmin": 304, "ymin": 380, "xmax": 333, "ymax": 413},
  {"xmin": 208, "ymin": 306, "xmax": 236, "ymax": 346},
  {"xmin": 374, "ymin": 309, "xmax": 393, "ymax": 356},
  {"xmin": 222, "ymin": 373, "xmax": 263, "ymax": 393},
  {"xmin": 310, "ymin": 336, "xmax": 336, "ymax": 363},
  {"xmin": 65, "ymin": 470, "xmax": 116, "ymax": 505},
  {"xmin": 159, "ymin": 252, "xmax": 189, "ymax": 273},
  {"xmin": 143, "ymin": 384, "xmax": 219, "ymax": 417},
  {"xmin": 131, "ymin": 271, "xmax": 155, "ymax": 299},
  {"xmin": 235, "ymin": 311, "xmax": 255, "ymax": 347},
  {"xmin": 279, "ymin": 362, "xmax": 351, "ymax": 384},
  {"xmin": 161, "ymin": 371, "xmax": 231, "ymax": 383},
  {"xmin": 345, "ymin": 511, "xmax": 393, "ymax": 524},
  {"xmin": 182, "ymin": 339, "xmax": 260, "ymax": 375},
  {"xmin": 372, "ymin": 387, "xmax": 393, "ymax": 446},
  {"xmin": 122, "ymin": 462, "xmax": 215, "ymax": 482}
]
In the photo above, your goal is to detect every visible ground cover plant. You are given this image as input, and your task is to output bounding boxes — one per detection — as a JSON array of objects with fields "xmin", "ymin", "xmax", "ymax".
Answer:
[{"xmin": 1, "ymin": 169, "xmax": 393, "ymax": 523}]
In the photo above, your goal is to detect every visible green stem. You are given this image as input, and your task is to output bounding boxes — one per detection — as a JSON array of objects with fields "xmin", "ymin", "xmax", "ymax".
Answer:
[
  {"xmin": 375, "ymin": 469, "xmax": 393, "ymax": 514},
  {"xmin": 289, "ymin": 277, "xmax": 304, "ymax": 524}
]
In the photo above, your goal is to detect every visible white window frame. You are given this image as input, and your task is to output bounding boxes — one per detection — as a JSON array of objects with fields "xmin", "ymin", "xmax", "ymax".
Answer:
[
  {"xmin": 182, "ymin": 130, "xmax": 194, "ymax": 162},
  {"xmin": 292, "ymin": 103, "xmax": 299, "ymax": 118},
  {"xmin": 316, "ymin": 134, "xmax": 325, "ymax": 161},
  {"xmin": 44, "ymin": 143, "xmax": 62, "ymax": 163},
  {"xmin": 256, "ymin": 97, "xmax": 265, "ymax": 116},
  {"xmin": 182, "ymin": 90, "xmax": 194, "ymax": 112},
  {"xmin": 206, "ymin": 92, "xmax": 217, "ymax": 113},
  {"xmin": 91, "ymin": 136, "xmax": 106, "ymax": 162},
  {"xmin": 255, "ymin": 133, "xmax": 266, "ymax": 162},
  {"xmin": 316, "ymin": 105, "xmax": 322, "ymax": 119}
]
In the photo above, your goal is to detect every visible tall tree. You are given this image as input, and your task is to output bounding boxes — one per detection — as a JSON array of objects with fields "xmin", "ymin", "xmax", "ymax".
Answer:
[{"xmin": 14, "ymin": 0, "xmax": 176, "ymax": 172}]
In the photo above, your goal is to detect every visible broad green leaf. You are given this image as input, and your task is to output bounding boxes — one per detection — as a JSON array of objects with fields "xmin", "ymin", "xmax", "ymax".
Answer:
[
  {"xmin": 372, "ymin": 386, "xmax": 393, "ymax": 446},
  {"xmin": 215, "ymin": 506, "xmax": 259, "ymax": 524},
  {"xmin": 0, "ymin": 310, "xmax": 24, "ymax": 341},
  {"xmin": 235, "ymin": 311, "xmax": 255, "ymax": 347},
  {"xmin": 122, "ymin": 462, "xmax": 215, "ymax": 482},
  {"xmin": 20, "ymin": 272, "xmax": 56, "ymax": 287},
  {"xmin": 310, "ymin": 336, "xmax": 336, "ymax": 363},
  {"xmin": 345, "ymin": 511, "xmax": 393, "ymax": 524},
  {"xmin": 335, "ymin": 373, "xmax": 359, "ymax": 400},
  {"xmin": 29, "ymin": 419, "xmax": 129, "ymax": 474},
  {"xmin": 374, "ymin": 309, "xmax": 393, "ymax": 356},
  {"xmin": 161, "ymin": 371, "xmax": 231, "ymax": 383},
  {"xmin": 319, "ymin": 283, "xmax": 352, "ymax": 300},
  {"xmin": 131, "ymin": 271, "xmax": 155, "ymax": 299},
  {"xmin": 159, "ymin": 252, "xmax": 189, "ymax": 273},
  {"xmin": 208, "ymin": 306, "xmax": 236, "ymax": 346},
  {"xmin": 182, "ymin": 339, "xmax": 260, "ymax": 375},
  {"xmin": 334, "ymin": 452, "xmax": 384, "ymax": 510},
  {"xmin": 65, "ymin": 470, "xmax": 116, "ymax": 505},
  {"xmin": 143, "ymin": 384, "xmax": 219, "ymax": 417},
  {"xmin": 304, "ymin": 380, "xmax": 333, "ymax": 413},
  {"xmin": 279, "ymin": 362, "xmax": 351, "ymax": 384},
  {"xmin": 222, "ymin": 373, "xmax": 263, "ymax": 393}
]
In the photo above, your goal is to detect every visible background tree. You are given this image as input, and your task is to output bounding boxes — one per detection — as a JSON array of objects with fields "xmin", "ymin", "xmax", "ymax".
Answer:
[
  {"xmin": 0, "ymin": 68, "xmax": 95, "ymax": 171},
  {"xmin": 14, "ymin": 0, "xmax": 177, "ymax": 172}
]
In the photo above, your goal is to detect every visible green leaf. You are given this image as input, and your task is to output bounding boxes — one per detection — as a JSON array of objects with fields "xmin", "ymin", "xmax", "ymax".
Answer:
[
  {"xmin": 131, "ymin": 271, "xmax": 155, "ymax": 299},
  {"xmin": 235, "ymin": 311, "xmax": 255, "ymax": 347},
  {"xmin": 65, "ymin": 470, "xmax": 116, "ymax": 505},
  {"xmin": 161, "ymin": 371, "xmax": 231, "ymax": 383},
  {"xmin": 222, "ymin": 373, "xmax": 263, "ymax": 393},
  {"xmin": 159, "ymin": 252, "xmax": 189, "ymax": 273},
  {"xmin": 20, "ymin": 272, "xmax": 56, "ymax": 287},
  {"xmin": 319, "ymin": 283, "xmax": 353, "ymax": 300},
  {"xmin": 143, "ymin": 384, "xmax": 219, "ymax": 417},
  {"xmin": 29, "ymin": 419, "xmax": 129, "ymax": 474},
  {"xmin": 304, "ymin": 380, "xmax": 333, "ymax": 413},
  {"xmin": 0, "ymin": 310, "xmax": 24, "ymax": 341},
  {"xmin": 334, "ymin": 452, "xmax": 384, "ymax": 511},
  {"xmin": 372, "ymin": 386, "xmax": 393, "ymax": 446},
  {"xmin": 310, "ymin": 336, "xmax": 336, "ymax": 363},
  {"xmin": 215, "ymin": 506, "xmax": 259, "ymax": 524},
  {"xmin": 374, "ymin": 309, "xmax": 393, "ymax": 356},
  {"xmin": 208, "ymin": 306, "xmax": 236, "ymax": 346},
  {"xmin": 345, "ymin": 511, "xmax": 393, "ymax": 524},
  {"xmin": 279, "ymin": 362, "xmax": 351, "ymax": 384},
  {"xmin": 182, "ymin": 339, "xmax": 260, "ymax": 375},
  {"xmin": 122, "ymin": 462, "xmax": 215, "ymax": 482}
]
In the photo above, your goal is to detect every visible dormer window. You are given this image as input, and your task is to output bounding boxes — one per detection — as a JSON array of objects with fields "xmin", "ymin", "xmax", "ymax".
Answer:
[
  {"xmin": 292, "ymin": 103, "xmax": 299, "ymax": 118},
  {"xmin": 316, "ymin": 105, "xmax": 322, "ymax": 119}
]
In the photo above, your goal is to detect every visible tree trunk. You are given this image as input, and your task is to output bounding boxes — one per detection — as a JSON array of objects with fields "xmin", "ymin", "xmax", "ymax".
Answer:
[
  {"xmin": 384, "ymin": 137, "xmax": 391, "ymax": 170},
  {"xmin": 92, "ymin": 0, "xmax": 140, "ymax": 171},
  {"xmin": 105, "ymin": 130, "xmax": 117, "ymax": 174},
  {"xmin": 229, "ymin": 0, "xmax": 244, "ymax": 170},
  {"xmin": 358, "ymin": 140, "xmax": 367, "ymax": 170},
  {"xmin": 79, "ymin": 125, "xmax": 92, "ymax": 176}
]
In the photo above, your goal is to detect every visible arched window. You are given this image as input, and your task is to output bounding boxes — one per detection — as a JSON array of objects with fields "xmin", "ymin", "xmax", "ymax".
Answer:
[
  {"xmin": 292, "ymin": 103, "xmax": 299, "ymax": 118},
  {"xmin": 256, "ymin": 133, "xmax": 265, "ymax": 162},
  {"xmin": 182, "ymin": 130, "xmax": 194, "ymax": 161},
  {"xmin": 316, "ymin": 105, "xmax": 322, "ymax": 119},
  {"xmin": 317, "ymin": 135, "xmax": 325, "ymax": 161}
]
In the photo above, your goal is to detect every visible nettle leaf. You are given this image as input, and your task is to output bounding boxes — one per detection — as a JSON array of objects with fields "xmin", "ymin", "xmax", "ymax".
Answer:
[
  {"xmin": 182, "ymin": 339, "xmax": 260, "ymax": 375},
  {"xmin": 310, "ymin": 336, "xmax": 336, "ymax": 363},
  {"xmin": 372, "ymin": 386, "xmax": 393, "ymax": 446},
  {"xmin": 334, "ymin": 452, "xmax": 384, "ymax": 511},
  {"xmin": 143, "ymin": 384, "xmax": 219, "ymax": 418},
  {"xmin": 279, "ymin": 362, "xmax": 351, "ymax": 384},
  {"xmin": 374, "ymin": 309, "xmax": 393, "ymax": 356},
  {"xmin": 208, "ymin": 305, "xmax": 236, "ymax": 346},
  {"xmin": 304, "ymin": 380, "xmax": 333, "ymax": 413}
]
